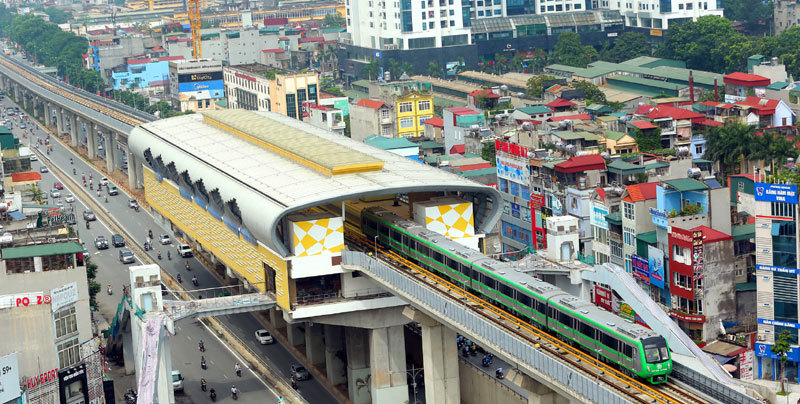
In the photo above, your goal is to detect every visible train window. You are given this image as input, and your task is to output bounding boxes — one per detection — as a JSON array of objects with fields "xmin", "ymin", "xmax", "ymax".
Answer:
[
  {"xmin": 433, "ymin": 251, "xmax": 443, "ymax": 263},
  {"xmin": 548, "ymin": 306, "xmax": 556, "ymax": 318},
  {"xmin": 483, "ymin": 274, "xmax": 497, "ymax": 290},
  {"xmin": 418, "ymin": 244, "xmax": 429, "ymax": 257},
  {"xmin": 622, "ymin": 344, "xmax": 633, "ymax": 357},
  {"xmin": 517, "ymin": 292, "xmax": 531, "ymax": 307},
  {"xmin": 391, "ymin": 230, "xmax": 402, "ymax": 242},
  {"xmin": 379, "ymin": 224, "xmax": 389, "ymax": 237},
  {"xmin": 558, "ymin": 311, "xmax": 573, "ymax": 327},
  {"xmin": 535, "ymin": 300, "xmax": 545, "ymax": 313},
  {"xmin": 445, "ymin": 257, "xmax": 457, "ymax": 271},
  {"xmin": 499, "ymin": 282, "xmax": 513, "ymax": 298},
  {"xmin": 579, "ymin": 322, "xmax": 595, "ymax": 339},
  {"xmin": 601, "ymin": 333, "xmax": 618, "ymax": 351},
  {"xmin": 366, "ymin": 218, "xmax": 377, "ymax": 231}
]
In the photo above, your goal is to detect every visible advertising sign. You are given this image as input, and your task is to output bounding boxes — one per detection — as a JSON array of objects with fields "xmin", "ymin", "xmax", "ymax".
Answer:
[
  {"xmin": 619, "ymin": 302, "xmax": 635, "ymax": 321},
  {"xmin": 0, "ymin": 353, "xmax": 21, "ymax": 403},
  {"xmin": 178, "ymin": 88, "xmax": 225, "ymax": 101},
  {"xmin": 59, "ymin": 363, "xmax": 88, "ymax": 404},
  {"xmin": 648, "ymin": 245, "xmax": 665, "ymax": 289},
  {"xmin": 754, "ymin": 343, "xmax": 800, "ymax": 361},
  {"xmin": 756, "ymin": 264, "xmax": 800, "ymax": 274},
  {"xmin": 496, "ymin": 154, "xmax": 530, "ymax": 184},
  {"xmin": 0, "ymin": 292, "xmax": 51, "ymax": 309},
  {"xmin": 739, "ymin": 350, "xmax": 754, "ymax": 380},
  {"xmin": 51, "ymin": 282, "xmax": 79, "ymax": 311},
  {"xmin": 754, "ymin": 182, "xmax": 798, "ymax": 204},
  {"xmin": 178, "ymin": 79, "xmax": 224, "ymax": 93},
  {"xmin": 632, "ymin": 254, "xmax": 650, "ymax": 283},
  {"xmin": 530, "ymin": 194, "xmax": 545, "ymax": 210},
  {"xmin": 178, "ymin": 71, "xmax": 223, "ymax": 83},
  {"xmin": 692, "ymin": 230, "xmax": 704, "ymax": 281},
  {"xmin": 758, "ymin": 318, "xmax": 800, "ymax": 329},
  {"xmin": 590, "ymin": 203, "xmax": 609, "ymax": 230},
  {"xmin": 669, "ymin": 310, "xmax": 706, "ymax": 323},
  {"xmin": 594, "ymin": 285, "xmax": 612, "ymax": 311}
]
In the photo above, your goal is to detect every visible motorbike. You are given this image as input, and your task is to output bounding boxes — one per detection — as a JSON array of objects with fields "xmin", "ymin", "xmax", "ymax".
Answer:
[
  {"xmin": 290, "ymin": 378, "xmax": 297, "ymax": 390},
  {"xmin": 199, "ymin": 341, "xmax": 205, "ymax": 352},
  {"xmin": 85, "ymin": 221, "xmax": 90, "ymax": 230},
  {"xmin": 148, "ymin": 230, "xmax": 153, "ymax": 239},
  {"xmin": 495, "ymin": 368, "xmax": 504, "ymax": 380},
  {"xmin": 201, "ymin": 379, "xmax": 207, "ymax": 392},
  {"xmin": 157, "ymin": 251, "xmax": 162, "ymax": 260},
  {"xmin": 201, "ymin": 358, "xmax": 207, "ymax": 370},
  {"xmin": 124, "ymin": 389, "xmax": 137, "ymax": 404},
  {"xmin": 107, "ymin": 285, "xmax": 112, "ymax": 295},
  {"xmin": 186, "ymin": 261, "xmax": 191, "ymax": 271},
  {"xmin": 192, "ymin": 277, "xmax": 199, "ymax": 287},
  {"xmin": 235, "ymin": 367, "xmax": 241, "ymax": 377},
  {"xmin": 177, "ymin": 273, "xmax": 182, "ymax": 283},
  {"xmin": 482, "ymin": 354, "xmax": 493, "ymax": 367},
  {"xmin": 470, "ymin": 344, "xmax": 477, "ymax": 356},
  {"xmin": 167, "ymin": 251, "xmax": 171, "ymax": 260},
  {"xmin": 72, "ymin": 168, "xmax": 76, "ymax": 175},
  {"xmin": 231, "ymin": 387, "xmax": 238, "ymax": 400},
  {"xmin": 134, "ymin": 205, "xmax": 139, "ymax": 212},
  {"xmin": 209, "ymin": 389, "xmax": 216, "ymax": 402}
]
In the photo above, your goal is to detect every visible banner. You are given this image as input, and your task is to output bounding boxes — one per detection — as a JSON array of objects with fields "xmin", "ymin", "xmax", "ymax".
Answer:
[
  {"xmin": 590, "ymin": 203, "xmax": 609, "ymax": 230},
  {"xmin": 648, "ymin": 245, "xmax": 665, "ymax": 289},
  {"xmin": 594, "ymin": 285, "xmax": 612, "ymax": 311},
  {"xmin": 620, "ymin": 302, "xmax": 635, "ymax": 321},
  {"xmin": 692, "ymin": 230, "xmax": 704, "ymax": 281},
  {"xmin": 51, "ymin": 282, "xmax": 79, "ymax": 311},
  {"xmin": 754, "ymin": 183, "xmax": 798, "ymax": 204},
  {"xmin": 632, "ymin": 254, "xmax": 650, "ymax": 283},
  {"xmin": 137, "ymin": 316, "xmax": 165, "ymax": 404},
  {"xmin": 496, "ymin": 154, "xmax": 530, "ymax": 184},
  {"xmin": 0, "ymin": 353, "xmax": 21, "ymax": 403},
  {"xmin": 739, "ymin": 350, "xmax": 754, "ymax": 380}
]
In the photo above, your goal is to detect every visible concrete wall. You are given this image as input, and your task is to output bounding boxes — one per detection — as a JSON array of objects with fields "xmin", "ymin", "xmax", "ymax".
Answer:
[
  {"xmin": 341, "ymin": 271, "xmax": 386, "ymax": 298},
  {"xmin": 458, "ymin": 360, "xmax": 525, "ymax": 404},
  {"xmin": 710, "ymin": 187, "xmax": 732, "ymax": 236},
  {"xmin": 702, "ymin": 239, "xmax": 737, "ymax": 342},
  {"xmin": 349, "ymin": 103, "xmax": 380, "ymax": 142}
]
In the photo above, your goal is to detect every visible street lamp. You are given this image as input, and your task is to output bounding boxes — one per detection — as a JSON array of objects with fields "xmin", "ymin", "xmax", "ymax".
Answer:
[
  {"xmin": 374, "ymin": 235, "xmax": 378, "ymax": 256},
  {"xmin": 595, "ymin": 348, "xmax": 602, "ymax": 384}
]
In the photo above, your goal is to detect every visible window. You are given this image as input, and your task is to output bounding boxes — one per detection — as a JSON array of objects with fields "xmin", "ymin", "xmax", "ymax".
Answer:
[
  {"xmin": 399, "ymin": 102, "xmax": 413, "ymax": 113},
  {"xmin": 57, "ymin": 338, "xmax": 80, "ymax": 368},
  {"xmin": 419, "ymin": 115, "xmax": 432, "ymax": 126},
  {"xmin": 738, "ymin": 181, "xmax": 744, "ymax": 190},
  {"xmin": 695, "ymin": 144, "xmax": 703, "ymax": 155},
  {"xmin": 55, "ymin": 306, "xmax": 78, "ymax": 339},
  {"xmin": 623, "ymin": 202, "xmax": 634, "ymax": 220},
  {"xmin": 381, "ymin": 126, "xmax": 391, "ymax": 137},
  {"xmin": 623, "ymin": 226, "xmax": 635, "ymax": 246},
  {"xmin": 610, "ymin": 240, "xmax": 623, "ymax": 259},
  {"xmin": 418, "ymin": 100, "xmax": 431, "ymax": 111},
  {"xmin": 771, "ymin": 202, "xmax": 796, "ymax": 219},
  {"xmin": 399, "ymin": 117, "xmax": 415, "ymax": 129},
  {"xmin": 380, "ymin": 109, "xmax": 390, "ymax": 119}
]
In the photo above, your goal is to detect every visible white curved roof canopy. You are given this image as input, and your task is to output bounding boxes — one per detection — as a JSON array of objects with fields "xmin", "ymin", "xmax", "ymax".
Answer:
[{"xmin": 128, "ymin": 111, "xmax": 502, "ymax": 257}]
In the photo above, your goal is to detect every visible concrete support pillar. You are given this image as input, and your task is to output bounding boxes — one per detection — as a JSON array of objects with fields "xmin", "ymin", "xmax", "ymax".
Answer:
[
  {"xmin": 55, "ymin": 107, "xmax": 64, "ymax": 134},
  {"xmin": 69, "ymin": 114, "xmax": 78, "ymax": 147},
  {"xmin": 106, "ymin": 132, "xmax": 117, "ymax": 173},
  {"xmin": 268, "ymin": 307, "xmax": 286, "ymax": 330},
  {"xmin": 421, "ymin": 323, "xmax": 460, "ymax": 404},
  {"xmin": 287, "ymin": 322, "xmax": 305, "ymax": 347},
  {"xmin": 305, "ymin": 323, "xmax": 325, "ymax": 365},
  {"xmin": 13, "ymin": 84, "xmax": 20, "ymax": 102},
  {"xmin": 514, "ymin": 373, "xmax": 560, "ymax": 404},
  {"xmin": 369, "ymin": 326, "xmax": 408, "ymax": 404},
  {"xmin": 324, "ymin": 324, "xmax": 346, "ymax": 386},
  {"xmin": 87, "ymin": 122, "xmax": 97, "ymax": 159},
  {"xmin": 45, "ymin": 103, "xmax": 52, "ymax": 127},
  {"xmin": 25, "ymin": 94, "xmax": 31, "ymax": 113},
  {"xmin": 345, "ymin": 327, "xmax": 371, "ymax": 404},
  {"xmin": 126, "ymin": 151, "xmax": 138, "ymax": 190}
]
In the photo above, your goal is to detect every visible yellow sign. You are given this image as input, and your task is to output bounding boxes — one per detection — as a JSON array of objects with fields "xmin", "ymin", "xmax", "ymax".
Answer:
[{"xmin": 650, "ymin": 29, "xmax": 663, "ymax": 37}]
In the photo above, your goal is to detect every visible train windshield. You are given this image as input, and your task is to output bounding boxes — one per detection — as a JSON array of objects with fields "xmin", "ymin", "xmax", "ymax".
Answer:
[{"xmin": 643, "ymin": 338, "xmax": 670, "ymax": 363}]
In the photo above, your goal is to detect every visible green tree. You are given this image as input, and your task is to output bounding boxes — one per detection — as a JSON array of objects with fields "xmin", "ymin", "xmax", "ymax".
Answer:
[
  {"xmin": 771, "ymin": 330, "xmax": 792, "ymax": 394},
  {"xmin": 633, "ymin": 127, "xmax": 662, "ymax": 153},
  {"xmin": 525, "ymin": 74, "xmax": 556, "ymax": 98},
  {"xmin": 723, "ymin": 0, "xmax": 773, "ymax": 34},
  {"xmin": 362, "ymin": 58, "xmax": 380, "ymax": 80},
  {"xmin": 322, "ymin": 12, "xmax": 345, "ymax": 28},
  {"xmin": 44, "ymin": 7, "xmax": 72, "ymax": 24},
  {"xmin": 552, "ymin": 32, "xmax": 599, "ymax": 68},
  {"xmin": 427, "ymin": 61, "xmax": 443, "ymax": 78},
  {"xmin": 85, "ymin": 259, "xmax": 101, "ymax": 309},
  {"xmin": 704, "ymin": 122, "xmax": 755, "ymax": 179},
  {"xmin": 572, "ymin": 81, "xmax": 607, "ymax": 104},
  {"xmin": 602, "ymin": 32, "xmax": 651, "ymax": 63},
  {"xmin": 343, "ymin": 115, "xmax": 351, "ymax": 138},
  {"xmin": 656, "ymin": 16, "xmax": 747, "ymax": 73},
  {"xmin": 481, "ymin": 142, "xmax": 496, "ymax": 166}
]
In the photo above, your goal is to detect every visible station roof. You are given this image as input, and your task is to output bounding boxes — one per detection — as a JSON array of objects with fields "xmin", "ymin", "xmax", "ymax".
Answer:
[{"xmin": 129, "ymin": 111, "xmax": 501, "ymax": 257}]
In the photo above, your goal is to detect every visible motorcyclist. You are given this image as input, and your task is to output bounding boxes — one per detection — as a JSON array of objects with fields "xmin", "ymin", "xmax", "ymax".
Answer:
[
  {"xmin": 186, "ymin": 261, "xmax": 191, "ymax": 271},
  {"xmin": 496, "ymin": 367, "xmax": 504, "ymax": 379},
  {"xmin": 167, "ymin": 250, "xmax": 171, "ymax": 260},
  {"xmin": 192, "ymin": 275, "xmax": 198, "ymax": 286},
  {"xmin": 231, "ymin": 385, "xmax": 238, "ymax": 400},
  {"xmin": 157, "ymin": 250, "xmax": 162, "ymax": 260},
  {"xmin": 86, "ymin": 221, "xmax": 90, "ymax": 230},
  {"xmin": 148, "ymin": 229, "xmax": 153, "ymax": 239},
  {"xmin": 107, "ymin": 284, "xmax": 112, "ymax": 295},
  {"xmin": 70, "ymin": 157, "xmax": 73, "ymax": 165},
  {"xmin": 235, "ymin": 363, "xmax": 241, "ymax": 377},
  {"xmin": 177, "ymin": 273, "xmax": 182, "ymax": 283},
  {"xmin": 201, "ymin": 378, "xmax": 207, "ymax": 391},
  {"xmin": 209, "ymin": 389, "xmax": 216, "ymax": 401},
  {"xmin": 199, "ymin": 340, "xmax": 204, "ymax": 351},
  {"xmin": 201, "ymin": 356, "xmax": 207, "ymax": 369}
]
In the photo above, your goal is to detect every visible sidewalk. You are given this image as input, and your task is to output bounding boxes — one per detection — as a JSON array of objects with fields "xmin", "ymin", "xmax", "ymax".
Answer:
[{"xmin": 745, "ymin": 378, "xmax": 800, "ymax": 404}]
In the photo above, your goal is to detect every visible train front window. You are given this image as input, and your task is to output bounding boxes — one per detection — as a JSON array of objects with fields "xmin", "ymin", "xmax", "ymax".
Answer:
[{"xmin": 643, "ymin": 340, "xmax": 669, "ymax": 363}]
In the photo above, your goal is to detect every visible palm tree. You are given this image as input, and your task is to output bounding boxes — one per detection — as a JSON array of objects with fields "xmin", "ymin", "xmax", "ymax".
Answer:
[
  {"xmin": 25, "ymin": 185, "xmax": 44, "ymax": 203},
  {"xmin": 427, "ymin": 61, "xmax": 442, "ymax": 78},
  {"xmin": 362, "ymin": 58, "xmax": 380, "ymax": 81},
  {"xmin": 705, "ymin": 122, "xmax": 754, "ymax": 179}
]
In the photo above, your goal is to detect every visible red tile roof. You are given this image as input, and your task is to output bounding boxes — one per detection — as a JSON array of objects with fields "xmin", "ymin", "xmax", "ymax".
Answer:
[
  {"xmin": 549, "ymin": 113, "xmax": 591, "ymax": 122},
  {"xmin": 735, "ymin": 96, "xmax": 780, "ymax": 115},
  {"xmin": 546, "ymin": 84, "xmax": 565, "ymax": 93},
  {"xmin": 630, "ymin": 121, "xmax": 657, "ymax": 130},
  {"xmin": 723, "ymin": 72, "xmax": 770, "ymax": 87},
  {"xmin": 262, "ymin": 48, "xmax": 285, "ymax": 53},
  {"xmin": 546, "ymin": 98, "xmax": 576, "ymax": 108},
  {"xmin": 691, "ymin": 225, "xmax": 733, "ymax": 243},
  {"xmin": 729, "ymin": 173, "xmax": 757, "ymax": 181},
  {"xmin": 151, "ymin": 45, "xmax": 165, "ymax": 52},
  {"xmin": 699, "ymin": 101, "xmax": 734, "ymax": 109},
  {"xmin": 450, "ymin": 144, "xmax": 466, "ymax": 155},
  {"xmin": 554, "ymin": 154, "xmax": 606, "ymax": 173},
  {"xmin": 622, "ymin": 182, "xmax": 659, "ymax": 202},
  {"xmin": 468, "ymin": 89, "xmax": 500, "ymax": 98},
  {"xmin": 355, "ymin": 99, "xmax": 388, "ymax": 110},
  {"xmin": 646, "ymin": 105, "xmax": 704, "ymax": 121},
  {"xmin": 421, "ymin": 117, "xmax": 444, "ymax": 128},
  {"xmin": 635, "ymin": 104, "xmax": 654, "ymax": 115},
  {"xmin": 11, "ymin": 172, "xmax": 41, "ymax": 182},
  {"xmin": 699, "ymin": 119, "xmax": 723, "ymax": 127}
]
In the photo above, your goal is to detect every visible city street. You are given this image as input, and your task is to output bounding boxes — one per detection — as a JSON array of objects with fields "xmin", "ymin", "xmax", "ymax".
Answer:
[{"xmin": 1, "ymin": 95, "xmax": 337, "ymax": 404}]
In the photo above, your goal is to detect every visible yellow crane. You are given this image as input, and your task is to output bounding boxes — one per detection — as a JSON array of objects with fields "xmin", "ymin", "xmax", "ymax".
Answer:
[{"xmin": 188, "ymin": 0, "xmax": 202, "ymax": 58}]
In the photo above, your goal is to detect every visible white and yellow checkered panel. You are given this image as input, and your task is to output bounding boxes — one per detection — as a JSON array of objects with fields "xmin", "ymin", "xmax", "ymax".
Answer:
[
  {"xmin": 290, "ymin": 216, "xmax": 344, "ymax": 257},
  {"xmin": 143, "ymin": 168, "xmax": 291, "ymax": 309},
  {"xmin": 423, "ymin": 202, "xmax": 475, "ymax": 240}
]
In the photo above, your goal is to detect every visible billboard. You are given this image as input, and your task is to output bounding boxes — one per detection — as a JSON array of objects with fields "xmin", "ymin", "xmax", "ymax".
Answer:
[
  {"xmin": 594, "ymin": 285, "xmax": 612, "ymax": 311},
  {"xmin": 754, "ymin": 183, "xmax": 798, "ymax": 204},
  {"xmin": 51, "ymin": 282, "xmax": 78, "ymax": 311},
  {"xmin": 755, "ymin": 342, "xmax": 800, "ymax": 361},
  {"xmin": 648, "ymin": 245, "xmax": 665, "ymax": 289},
  {"xmin": 178, "ymin": 71, "xmax": 223, "ymax": 82},
  {"xmin": 178, "ymin": 80, "xmax": 225, "ymax": 100},
  {"xmin": 632, "ymin": 254, "xmax": 650, "ymax": 283},
  {"xmin": 591, "ymin": 202, "xmax": 609, "ymax": 230},
  {"xmin": 739, "ymin": 350, "xmax": 754, "ymax": 380},
  {"xmin": 496, "ymin": 154, "xmax": 530, "ymax": 184},
  {"xmin": 0, "ymin": 353, "xmax": 21, "ymax": 403},
  {"xmin": 692, "ymin": 230, "xmax": 704, "ymax": 281}
]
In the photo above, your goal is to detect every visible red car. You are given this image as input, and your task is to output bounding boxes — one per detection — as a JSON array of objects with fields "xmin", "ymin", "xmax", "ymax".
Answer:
[{"xmin": 54, "ymin": 182, "xmax": 64, "ymax": 190}]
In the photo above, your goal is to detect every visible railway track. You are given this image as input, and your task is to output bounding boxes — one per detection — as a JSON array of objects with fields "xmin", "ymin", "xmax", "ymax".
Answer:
[
  {"xmin": 0, "ymin": 54, "xmax": 153, "ymax": 128},
  {"xmin": 320, "ymin": 205, "xmax": 710, "ymax": 404}
]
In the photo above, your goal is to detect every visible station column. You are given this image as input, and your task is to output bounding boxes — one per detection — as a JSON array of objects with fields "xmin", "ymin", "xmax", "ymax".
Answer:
[
  {"xmin": 369, "ymin": 325, "xmax": 409, "ymax": 403},
  {"xmin": 56, "ymin": 107, "xmax": 64, "ymax": 135},
  {"xmin": 87, "ymin": 121, "xmax": 97, "ymax": 159},
  {"xmin": 106, "ymin": 131, "xmax": 117, "ymax": 173},
  {"xmin": 405, "ymin": 308, "xmax": 460, "ymax": 404},
  {"xmin": 69, "ymin": 114, "xmax": 78, "ymax": 147}
]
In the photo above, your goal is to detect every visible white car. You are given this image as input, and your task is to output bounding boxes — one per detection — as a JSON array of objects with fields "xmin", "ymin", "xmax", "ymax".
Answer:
[
  {"xmin": 29, "ymin": 154, "xmax": 37, "ymax": 161},
  {"xmin": 255, "ymin": 329, "xmax": 274, "ymax": 344},
  {"xmin": 100, "ymin": 177, "xmax": 109, "ymax": 186},
  {"xmin": 177, "ymin": 244, "xmax": 193, "ymax": 258},
  {"xmin": 160, "ymin": 234, "xmax": 171, "ymax": 245},
  {"xmin": 65, "ymin": 194, "xmax": 75, "ymax": 203}
]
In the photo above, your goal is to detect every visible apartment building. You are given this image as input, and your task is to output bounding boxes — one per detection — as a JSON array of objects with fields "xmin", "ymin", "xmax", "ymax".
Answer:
[
  {"xmin": 169, "ymin": 59, "xmax": 225, "ymax": 112},
  {"xmin": 367, "ymin": 79, "xmax": 434, "ymax": 137},
  {"xmin": 495, "ymin": 139, "xmax": 533, "ymax": 257},
  {"xmin": 350, "ymin": 99, "xmax": 394, "ymax": 141},
  {"xmin": 775, "ymin": 0, "xmax": 800, "ymax": 34},
  {"xmin": 223, "ymin": 64, "xmax": 319, "ymax": 119}
]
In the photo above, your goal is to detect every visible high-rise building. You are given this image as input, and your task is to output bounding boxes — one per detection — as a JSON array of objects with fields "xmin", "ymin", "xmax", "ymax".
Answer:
[
  {"xmin": 598, "ymin": 0, "xmax": 722, "ymax": 29},
  {"xmin": 169, "ymin": 59, "xmax": 225, "ymax": 112}
]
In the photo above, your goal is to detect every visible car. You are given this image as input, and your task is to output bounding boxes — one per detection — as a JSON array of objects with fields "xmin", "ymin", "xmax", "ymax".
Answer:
[
  {"xmin": 56, "ymin": 201, "xmax": 64, "ymax": 208},
  {"xmin": 177, "ymin": 244, "xmax": 193, "ymax": 258},
  {"xmin": 107, "ymin": 186, "xmax": 119, "ymax": 196},
  {"xmin": 160, "ymin": 234, "xmax": 171, "ymax": 245},
  {"xmin": 99, "ymin": 177, "xmax": 109, "ymax": 186},
  {"xmin": 18, "ymin": 122, "xmax": 25, "ymax": 129},
  {"xmin": 39, "ymin": 165, "xmax": 48, "ymax": 173},
  {"xmin": 111, "ymin": 234, "xmax": 124, "ymax": 247},
  {"xmin": 255, "ymin": 329, "xmax": 274, "ymax": 345},
  {"xmin": 83, "ymin": 210, "xmax": 96, "ymax": 221},
  {"xmin": 29, "ymin": 154, "xmax": 37, "ymax": 161},
  {"xmin": 119, "ymin": 249, "xmax": 134, "ymax": 264},
  {"xmin": 65, "ymin": 194, "xmax": 75, "ymax": 203},
  {"xmin": 128, "ymin": 199, "xmax": 139, "ymax": 209},
  {"xmin": 6, "ymin": 110, "xmax": 14, "ymax": 116},
  {"xmin": 53, "ymin": 182, "xmax": 64, "ymax": 190},
  {"xmin": 171, "ymin": 370, "xmax": 184, "ymax": 393},
  {"xmin": 290, "ymin": 364, "xmax": 310, "ymax": 381},
  {"xmin": 50, "ymin": 189, "xmax": 60, "ymax": 198},
  {"xmin": 95, "ymin": 236, "xmax": 108, "ymax": 249}
]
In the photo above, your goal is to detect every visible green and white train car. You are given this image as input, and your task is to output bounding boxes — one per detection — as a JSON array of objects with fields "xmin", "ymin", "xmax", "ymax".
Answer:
[{"xmin": 361, "ymin": 206, "xmax": 672, "ymax": 383}]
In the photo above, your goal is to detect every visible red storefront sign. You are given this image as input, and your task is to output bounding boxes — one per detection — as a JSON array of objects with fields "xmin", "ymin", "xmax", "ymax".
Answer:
[
  {"xmin": 26, "ymin": 369, "xmax": 58, "ymax": 389},
  {"xmin": 530, "ymin": 194, "xmax": 545, "ymax": 210},
  {"xmin": 692, "ymin": 230, "xmax": 704, "ymax": 281},
  {"xmin": 594, "ymin": 286, "xmax": 612, "ymax": 311},
  {"xmin": 495, "ymin": 139, "xmax": 528, "ymax": 158},
  {"xmin": 234, "ymin": 72, "xmax": 257, "ymax": 82},
  {"xmin": 668, "ymin": 226, "xmax": 694, "ymax": 300},
  {"xmin": 669, "ymin": 310, "xmax": 706, "ymax": 323}
]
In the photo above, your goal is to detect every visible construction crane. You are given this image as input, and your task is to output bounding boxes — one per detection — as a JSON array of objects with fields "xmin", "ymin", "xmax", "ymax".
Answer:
[{"xmin": 188, "ymin": 0, "xmax": 202, "ymax": 58}]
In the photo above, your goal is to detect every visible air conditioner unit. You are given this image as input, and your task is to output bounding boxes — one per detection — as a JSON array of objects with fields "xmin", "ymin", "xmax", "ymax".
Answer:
[{"xmin": 757, "ymin": 335, "xmax": 765, "ymax": 341}]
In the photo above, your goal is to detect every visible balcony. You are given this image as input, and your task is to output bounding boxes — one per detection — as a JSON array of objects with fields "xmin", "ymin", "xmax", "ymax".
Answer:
[{"xmin": 667, "ymin": 213, "xmax": 709, "ymax": 229}]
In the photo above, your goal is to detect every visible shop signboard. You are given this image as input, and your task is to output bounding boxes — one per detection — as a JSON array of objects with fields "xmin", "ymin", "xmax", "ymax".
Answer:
[
  {"xmin": 0, "ymin": 353, "xmax": 21, "ymax": 403},
  {"xmin": 594, "ymin": 285, "xmax": 612, "ymax": 311},
  {"xmin": 648, "ymin": 245, "xmax": 665, "ymax": 289},
  {"xmin": 632, "ymin": 254, "xmax": 650, "ymax": 283}
]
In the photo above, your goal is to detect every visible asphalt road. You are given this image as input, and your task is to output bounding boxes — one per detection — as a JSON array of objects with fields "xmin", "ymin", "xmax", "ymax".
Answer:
[{"xmin": 1, "ymin": 95, "xmax": 336, "ymax": 404}]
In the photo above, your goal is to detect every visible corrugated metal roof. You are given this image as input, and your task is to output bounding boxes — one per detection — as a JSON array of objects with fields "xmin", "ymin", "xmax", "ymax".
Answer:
[
  {"xmin": 732, "ymin": 224, "xmax": 755, "ymax": 241},
  {"xmin": 662, "ymin": 178, "xmax": 709, "ymax": 192},
  {"xmin": 2, "ymin": 242, "xmax": 83, "ymax": 259},
  {"xmin": 204, "ymin": 110, "xmax": 384, "ymax": 176}
]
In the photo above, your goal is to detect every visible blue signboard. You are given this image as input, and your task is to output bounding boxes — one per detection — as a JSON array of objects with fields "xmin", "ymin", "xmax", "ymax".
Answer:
[
  {"xmin": 754, "ymin": 183, "xmax": 798, "ymax": 204},
  {"xmin": 179, "ymin": 79, "xmax": 224, "ymax": 93},
  {"xmin": 632, "ymin": 254, "xmax": 650, "ymax": 283},
  {"xmin": 756, "ymin": 264, "xmax": 800, "ymax": 275},
  {"xmin": 755, "ymin": 342, "xmax": 800, "ymax": 361},
  {"xmin": 758, "ymin": 318, "xmax": 800, "ymax": 329},
  {"xmin": 648, "ymin": 245, "xmax": 665, "ymax": 289}
]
